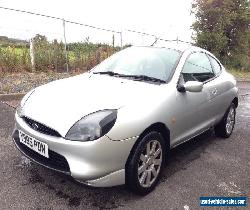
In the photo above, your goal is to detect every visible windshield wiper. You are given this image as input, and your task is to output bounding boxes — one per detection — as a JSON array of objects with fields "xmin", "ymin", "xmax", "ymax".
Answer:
[
  {"xmin": 93, "ymin": 71, "xmax": 166, "ymax": 83},
  {"xmin": 93, "ymin": 71, "xmax": 139, "ymax": 79},
  {"xmin": 93, "ymin": 71, "xmax": 117, "ymax": 76},
  {"xmin": 126, "ymin": 75, "xmax": 166, "ymax": 84}
]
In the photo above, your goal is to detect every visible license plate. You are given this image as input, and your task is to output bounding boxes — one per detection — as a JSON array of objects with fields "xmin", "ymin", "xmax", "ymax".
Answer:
[{"xmin": 18, "ymin": 130, "xmax": 49, "ymax": 158}]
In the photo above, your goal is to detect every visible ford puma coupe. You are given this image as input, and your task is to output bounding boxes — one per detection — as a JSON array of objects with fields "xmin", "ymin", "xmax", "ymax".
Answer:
[{"xmin": 13, "ymin": 44, "xmax": 238, "ymax": 194}]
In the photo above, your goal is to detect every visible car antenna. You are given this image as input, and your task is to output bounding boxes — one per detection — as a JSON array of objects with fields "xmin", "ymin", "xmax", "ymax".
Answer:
[{"xmin": 151, "ymin": 37, "xmax": 159, "ymax": 46}]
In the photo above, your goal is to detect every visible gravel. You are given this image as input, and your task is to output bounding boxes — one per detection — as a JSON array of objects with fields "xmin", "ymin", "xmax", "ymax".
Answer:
[{"xmin": 0, "ymin": 72, "xmax": 81, "ymax": 94}]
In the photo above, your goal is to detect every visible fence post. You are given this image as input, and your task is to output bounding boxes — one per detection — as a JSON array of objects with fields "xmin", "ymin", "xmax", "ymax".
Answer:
[
  {"xmin": 62, "ymin": 19, "xmax": 69, "ymax": 72},
  {"xmin": 120, "ymin": 31, "xmax": 123, "ymax": 48},
  {"xmin": 30, "ymin": 38, "xmax": 35, "ymax": 71}
]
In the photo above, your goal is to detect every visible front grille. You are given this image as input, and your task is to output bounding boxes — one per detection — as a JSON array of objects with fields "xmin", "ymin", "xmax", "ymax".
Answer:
[
  {"xmin": 22, "ymin": 116, "xmax": 61, "ymax": 137},
  {"xmin": 13, "ymin": 130, "xmax": 70, "ymax": 173}
]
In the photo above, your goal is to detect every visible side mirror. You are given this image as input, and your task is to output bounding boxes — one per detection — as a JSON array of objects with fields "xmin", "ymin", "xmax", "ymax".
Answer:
[
  {"xmin": 184, "ymin": 81, "xmax": 203, "ymax": 92},
  {"xmin": 177, "ymin": 81, "xmax": 203, "ymax": 92}
]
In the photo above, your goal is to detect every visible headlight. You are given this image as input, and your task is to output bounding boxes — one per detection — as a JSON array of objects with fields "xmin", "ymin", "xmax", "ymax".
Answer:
[
  {"xmin": 16, "ymin": 89, "xmax": 35, "ymax": 117},
  {"xmin": 65, "ymin": 110, "xmax": 117, "ymax": 141}
]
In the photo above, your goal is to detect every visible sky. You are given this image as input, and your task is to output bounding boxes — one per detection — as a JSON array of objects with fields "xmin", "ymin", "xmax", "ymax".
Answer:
[{"xmin": 0, "ymin": 0, "xmax": 195, "ymax": 46}]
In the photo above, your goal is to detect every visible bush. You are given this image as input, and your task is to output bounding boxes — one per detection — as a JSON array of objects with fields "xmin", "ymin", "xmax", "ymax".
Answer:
[
  {"xmin": 0, "ymin": 46, "xmax": 31, "ymax": 73},
  {"xmin": 0, "ymin": 34, "xmax": 120, "ymax": 73}
]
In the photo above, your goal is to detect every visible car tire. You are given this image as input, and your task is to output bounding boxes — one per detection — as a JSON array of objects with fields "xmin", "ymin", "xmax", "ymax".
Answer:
[
  {"xmin": 214, "ymin": 103, "xmax": 236, "ymax": 138},
  {"xmin": 126, "ymin": 131, "xmax": 166, "ymax": 195}
]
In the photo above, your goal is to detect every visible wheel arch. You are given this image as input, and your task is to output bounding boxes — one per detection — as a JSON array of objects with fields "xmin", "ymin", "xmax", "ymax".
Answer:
[{"xmin": 125, "ymin": 122, "xmax": 170, "ymax": 181}]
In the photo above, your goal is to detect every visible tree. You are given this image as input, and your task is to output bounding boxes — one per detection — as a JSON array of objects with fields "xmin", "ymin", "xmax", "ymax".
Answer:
[{"xmin": 192, "ymin": 0, "xmax": 250, "ymax": 70}]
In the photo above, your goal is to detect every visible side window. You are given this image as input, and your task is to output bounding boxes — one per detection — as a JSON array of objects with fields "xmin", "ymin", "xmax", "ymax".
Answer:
[
  {"xmin": 182, "ymin": 52, "xmax": 215, "ymax": 82},
  {"xmin": 208, "ymin": 55, "xmax": 222, "ymax": 76}
]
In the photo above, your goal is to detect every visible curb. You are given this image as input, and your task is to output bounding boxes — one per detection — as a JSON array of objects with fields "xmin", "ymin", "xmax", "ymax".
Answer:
[
  {"xmin": 237, "ymin": 79, "xmax": 250, "ymax": 82},
  {"xmin": 0, "ymin": 93, "xmax": 25, "ymax": 101}
]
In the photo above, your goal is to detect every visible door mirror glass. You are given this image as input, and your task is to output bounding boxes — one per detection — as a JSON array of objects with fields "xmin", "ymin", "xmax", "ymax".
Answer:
[{"xmin": 184, "ymin": 81, "xmax": 203, "ymax": 92}]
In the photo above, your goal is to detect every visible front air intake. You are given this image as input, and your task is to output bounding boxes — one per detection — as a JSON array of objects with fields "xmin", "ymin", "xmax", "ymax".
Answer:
[{"xmin": 22, "ymin": 116, "xmax": 61, "ymax": 137}]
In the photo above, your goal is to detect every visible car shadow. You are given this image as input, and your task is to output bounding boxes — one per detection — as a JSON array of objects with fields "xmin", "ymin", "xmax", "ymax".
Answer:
[{"xmin": 161, "ymin": 129, "xmax": 217, "ymax": 182}]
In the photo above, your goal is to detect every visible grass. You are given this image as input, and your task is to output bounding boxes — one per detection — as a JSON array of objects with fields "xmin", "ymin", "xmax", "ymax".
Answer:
[
  {"xmin": 0, "ymin": 46, "xmax": 27, "ymax": 55},
  {"xmin": 228, "ymin": 69, "xmax": 250, "ymax": 80}
]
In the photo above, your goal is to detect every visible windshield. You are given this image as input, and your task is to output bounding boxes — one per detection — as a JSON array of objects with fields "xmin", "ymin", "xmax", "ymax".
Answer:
[{"xmin": 92, "ymin": 47, "xmax": 181, "ymax": 83}]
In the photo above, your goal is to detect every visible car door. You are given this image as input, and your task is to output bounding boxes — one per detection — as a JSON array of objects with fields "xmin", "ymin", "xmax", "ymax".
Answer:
[
  {"xmin": 171, "ymin": 51, "xmax": 217, "ymax": 146},
  {"xmin": 206, "ymin": 54, "xmax": 229, "ymax": 122}
]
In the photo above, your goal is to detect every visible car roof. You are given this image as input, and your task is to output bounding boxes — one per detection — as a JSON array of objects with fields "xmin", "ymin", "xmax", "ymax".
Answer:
[
  {"xmin": 133, "ymin": 42, "xmax": 205, "ymax": 53},
  {"xmin": 153, "ymin": 41, "xmax": 192, "ymax": 52},
  {"xmin": 130, "ymin": 43, "xmax": 221, "ymax": 64}
]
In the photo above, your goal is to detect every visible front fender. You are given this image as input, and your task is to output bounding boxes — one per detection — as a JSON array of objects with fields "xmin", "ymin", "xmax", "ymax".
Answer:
[{"xmin": 106, "ymin": 97, "xmax": 172, "ymax": 141}]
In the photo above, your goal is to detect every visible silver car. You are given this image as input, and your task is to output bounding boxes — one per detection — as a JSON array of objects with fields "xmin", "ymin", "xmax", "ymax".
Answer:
[{"xmin": 13, "ymin": 44, "xmax": 238, "ymax": 194}]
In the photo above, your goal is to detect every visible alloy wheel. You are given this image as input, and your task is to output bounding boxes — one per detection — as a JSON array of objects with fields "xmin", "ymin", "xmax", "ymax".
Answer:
[
  {"xmin": 226, "ymin": 106, "xmax": 235, "ymax": 135},
  {"xmin": 137, "ymin": 140, "xmax": 162, "ymax": 188}
]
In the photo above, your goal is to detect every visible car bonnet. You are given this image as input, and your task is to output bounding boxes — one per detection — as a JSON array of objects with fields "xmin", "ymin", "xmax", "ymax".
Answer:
[{"xmin": 21, "ymin": 73, "xmax": 162, "ymax": 137}]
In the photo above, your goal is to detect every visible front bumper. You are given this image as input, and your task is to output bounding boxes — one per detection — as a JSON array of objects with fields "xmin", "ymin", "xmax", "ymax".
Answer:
[{"xmin": 13, "ymin": 113, "xmax": 138, "ymax": 187}]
